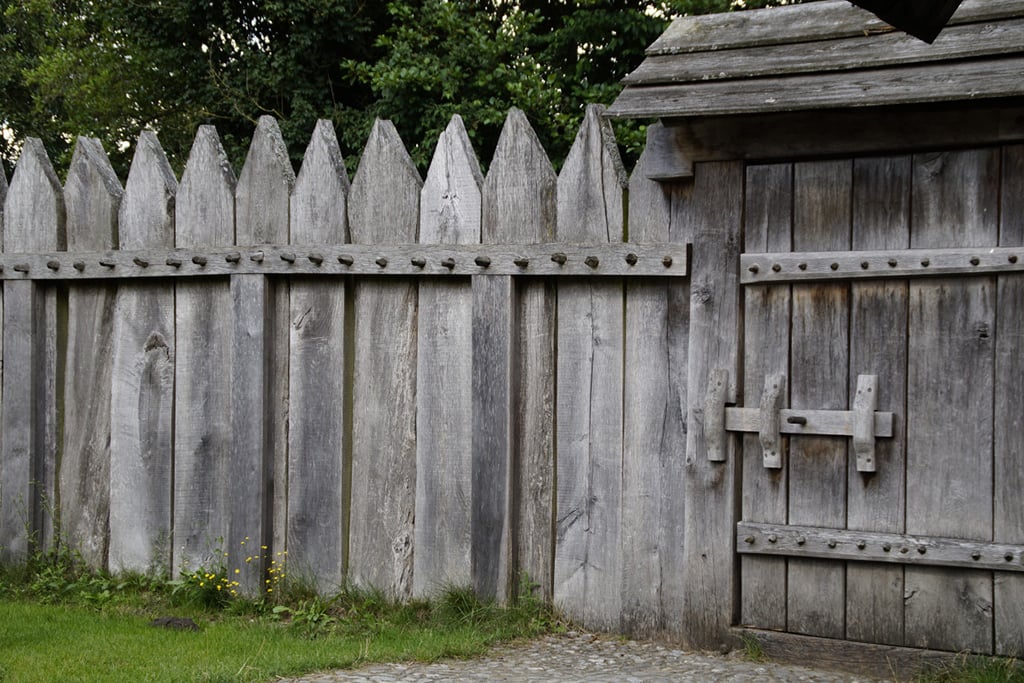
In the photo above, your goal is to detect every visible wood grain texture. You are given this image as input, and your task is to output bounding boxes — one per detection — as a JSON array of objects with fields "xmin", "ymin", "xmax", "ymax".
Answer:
[
  {"xmin": 995, "ymin": 144, "xmax": 1024, "ymax": 656},
  {"xmin": 347, "ymin": 119, "xmax": 421, "ymax": 600},
  {"xmin": 681, "ymin": 161, "xmax": 744, "ymax": 649},
  {"xmin": 904, "ymin": 149, "xmax": 998, "ymax": 653},
  {"xmin": 787, "ymin": 160, "xmax": 851, "ymax": 641},
  {"xmin": 287, "ymin": 120, "xmax": 349, "ymax": 594},
  {"xmin": 845, "ymin": 156, "xmax": 910, "ymax": 647},
  {"xmin": 0, "ymin": 139, "xmax": 63, "ymax": 562},
  {"xmin": 554, "ymin": 105, "xmax": 626, "ymax": 630},
  {"xmin": 739, "ymin": 163, "xmax": 791, "ymax": 632},
  {"xmin": 173, "ymin": 126, "xmax": 235, "ymax": 578},
  {"xmin": 109, "ymin": 131, "xmax": 176, "ymax": 574},
  {"xmin": 61, "ymin": 137, "xmax": 121, "ymax": 569},
  {"xmin": 481, "ymin": 109, "xmax": 557, "ymax": 602},
  {"xmin": 414, "ymin": 116, "xmax": 480, "ymax": 598}
]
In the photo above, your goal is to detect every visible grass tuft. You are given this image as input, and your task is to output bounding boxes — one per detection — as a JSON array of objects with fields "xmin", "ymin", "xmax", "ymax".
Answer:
[{"xmin": 915, "ymin": 654, "xmax": 1024, "ymax": 683}]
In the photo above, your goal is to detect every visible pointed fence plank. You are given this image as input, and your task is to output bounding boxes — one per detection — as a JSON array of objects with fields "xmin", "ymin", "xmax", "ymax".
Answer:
[
  {"xmin": 478, "ymin": 108, "xmax": 557, "ymax": 602},
  {"xmin": 173, "ymin": 126, "xmax": 236, "ymax": 578},
  {"xmin": 348, "ymin": 120, "xmax": 421, "ymax": 600},
  {"xmin": 287, "ymin": 120, "xmax": 350, "ymax": 594},
  {"xmin": 414, "ymin": 116, "xmax": 480, "ymax": 598},
  {"xmin": 0, "ymin": 139, "xmax": 64, "ymax": 562},
  {"xmin": 233, "ymin": 116, "xmax": 293, "ymax": 590},
  {"xmin": 109, "ymin": 131, "xmax": 176, "ymax": 574},
  {"xmin": 62, "ymin": 137, "xmax": 121, "ymax": 569},
  {"xmin": 554, "ymin": 105, "xmax": 626, "ymax": 631}
]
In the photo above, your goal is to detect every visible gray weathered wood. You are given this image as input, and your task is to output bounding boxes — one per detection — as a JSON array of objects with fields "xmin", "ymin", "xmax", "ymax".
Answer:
[
  {"xmin": 348, "ymin": 119, "xmax": 421, "ymax": 600},
  {"xmin": 621, "ymin": 142, "xmax": 687, "ymax": 638},
  {"xmin": 725, "ymin": 407, "xmax": 892, "ymax": 438},
  {"xmin": 481, "ymin": 108, "xmax": 557, "ymax": 602},
  {"xmin": 0, "ymin": 139, "xmax": 64, "ymax": 562},
  {"xmin": 414, "ymin": 115, "xmax": 480, "ymax": 597},
  {"xmin": 681, "ymin": 161, "xmax": 744, "ymax": 649},
  {"xmin": 845, "ymin": 155, "xmax": 910, "ymax": 647},
  {"xmin": 995, "ymin": 144, "xmax": 1024, "ymax": 657},
  {"xmin": 173, "ymin": 126, "xmax": 235, "ymax": 578},
  {"xmin": 109, "ymin": 131, "xmax": 176, "ymax": 574},
  {"xmin": 786, "ymin": 160, "xmax": 850, "ymax": 641},
  {"xmin": 554, "ymin": 105, "xmax": 626, "ymax": 630},
  {"xmin": 233, "ymin": 116, "xmax": 293, "ymax": 588},
  {"xmin": 739, "ymin": 163, "xmax": 791, "ymax": 632},
  {"xmin": 904, "ymin": 149, "xmax": 998, "ymax": 653},
  {"xmin": 61, "ymin": 137, "xmax": 121, "ymax": 569},
  {"xmin": 287, "ymin": 119, "xmax": 349, "ymax": 594}
]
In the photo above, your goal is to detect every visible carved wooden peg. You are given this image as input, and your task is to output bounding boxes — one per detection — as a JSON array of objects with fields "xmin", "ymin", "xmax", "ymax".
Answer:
[
  {"xmin": 760, "ymin": 374, "xmax": 786, "ymax": 469},
  {"xmin": 705, "ymin": 368, "xmax": 730, "ymax": 462},
  {"xmin": 853, "ymin": 374, "xmax": 878, "ymax": 472}
]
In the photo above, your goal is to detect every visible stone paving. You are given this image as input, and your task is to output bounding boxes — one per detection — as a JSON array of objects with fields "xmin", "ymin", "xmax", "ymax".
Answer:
[{"xmin": 280, "ymin": 631, "xmax": 893, "ymax": 682}]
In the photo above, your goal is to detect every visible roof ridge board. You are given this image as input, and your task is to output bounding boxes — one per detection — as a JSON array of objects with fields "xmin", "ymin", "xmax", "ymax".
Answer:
[
  {"xmin": 647, "ymin": 0, "xmax": 1024, "ymax": 56},
  {"xmin": 624, "ymin": 17, "xmax": 1024, "ymax": 87}
]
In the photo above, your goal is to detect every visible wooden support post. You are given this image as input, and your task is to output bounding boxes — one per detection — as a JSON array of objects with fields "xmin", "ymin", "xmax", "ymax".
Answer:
[{"xmin": 759, "ymin": 374, "xmax": 786, "ymax": 470}]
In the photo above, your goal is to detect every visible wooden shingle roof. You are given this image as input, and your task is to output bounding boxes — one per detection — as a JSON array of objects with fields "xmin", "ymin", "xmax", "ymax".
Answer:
[{"xmin": 607, "ymin": 0, "xmax": 1024, "ymax": 120}]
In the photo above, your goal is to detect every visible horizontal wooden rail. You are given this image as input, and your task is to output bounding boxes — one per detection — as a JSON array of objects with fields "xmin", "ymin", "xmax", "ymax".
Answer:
[
  {"xmin": 741, "ymin": 246, "xmax": 1024, "ymax": 284},
  {"xmin": 737, "ymin": 522, "xmax": 1024, "ymax": 573},
  {"xmin": 0, "ymin": 243, "xmax": 688, "ymax": 280}
]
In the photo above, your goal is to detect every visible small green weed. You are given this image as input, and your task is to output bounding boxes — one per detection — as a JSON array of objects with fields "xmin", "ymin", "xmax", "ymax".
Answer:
[{"xmin": 739, "ymin": 633, "xmax": 766, "ymax": 663}]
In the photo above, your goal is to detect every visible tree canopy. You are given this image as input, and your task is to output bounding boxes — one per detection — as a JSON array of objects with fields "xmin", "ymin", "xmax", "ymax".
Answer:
[{"xmin": 1, "ymin": 0, "xmax": 799, "ymax": 177}]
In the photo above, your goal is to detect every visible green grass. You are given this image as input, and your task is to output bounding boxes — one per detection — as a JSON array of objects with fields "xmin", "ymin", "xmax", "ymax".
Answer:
[
  {"xmin": 0, "ymin": 554, "xmax": 557, "ymax": 683},
  {"xmin": 913, "ymin": 654, "xmax": 1024, "ymax": 683}
]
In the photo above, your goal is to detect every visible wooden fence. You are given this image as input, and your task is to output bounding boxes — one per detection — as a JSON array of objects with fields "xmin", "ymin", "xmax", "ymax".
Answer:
[{"xmin": 0, "ymin": 106, "xmax": 692, "ymax": 637}]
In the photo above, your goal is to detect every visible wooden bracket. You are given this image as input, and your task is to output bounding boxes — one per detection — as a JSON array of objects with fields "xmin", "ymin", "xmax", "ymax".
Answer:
[
  {"xmin": 759, "ymin": 374, "xmax": 787, "ymax": 469},
  {"xmin": 852, "ymin": 375, "xmax": 877, "ymax": 472},
  {"xmin": 704, "ymin": 368, "xmax": 731, "ymax": 462}
]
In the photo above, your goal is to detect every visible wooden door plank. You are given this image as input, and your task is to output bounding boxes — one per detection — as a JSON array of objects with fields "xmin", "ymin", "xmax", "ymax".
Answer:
[
  {"xmin": 554, "ymin": 105, "xmax": 626, "ymax": 630},
  {"xmin": 994, "ymin": 144, "xmax": 1024, "ymax": 657},
  {"xmin": 787, "ymin": 160, "xmax": 851, "ymax": 640},
  {"xmin": 348, "ymin": 119, "xmax": 421, "ymax": 600},
  {"xmin": 61, "ymin": 137, "xmax": 120, "ymax": 570},
  {"xmin": 846, "ymin": 156, "xmax": 911, "ymax": 646},
  {"xmin": 173, "ymin": 126, "xmax": 236, "ymax": 578},
  {"xmin": 905, "ymin": 149, "xmax": 998, "ymax": 653},
  {"xmin": 414, "ymin": 116, "xmax": 480, "ymax": 598},
  {"xmin": 740, "ymin": 163, "xmax": 792, "ymax": 631},
  {"xmin": 109, "ymin": 132, "xmax": 176, "ymax": 574},
  {"xmin": 287, "ymin": 120, "xmax": 350, "ymax": 594}
]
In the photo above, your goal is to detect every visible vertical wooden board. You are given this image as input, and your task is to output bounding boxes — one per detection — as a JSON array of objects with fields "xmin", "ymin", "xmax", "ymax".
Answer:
[
  {"xmin": 173, "ymin": 126, "xmax": 236, "ymax": 577},
  {"xmin": 414, "ymin": 116, "xmax": 480, "ymax": 598},
  {"xmin": 905, "ymin": 149, "xmax": 998, "ymax": 654},
  {"xmin": 233, "ymin": 116, "xmax": 293, "ymax": 589},
  {"xmin": 0, "ymin": 139, "xmax": 64, "ymax": 562},
  {"xmin": 681, "ymin": 161, "xmax": 744, "ymax": 649},
  {"xmin": 787, "ymin": 160, "xmax": 851, "ymax": 640},
  {"xmin": 739, "ymin": 163, "xmax": 792, "ymax": 631},
  {"xmin": 995, "ymin": 144, "xmax": 1024, "ymax": 656},
  {"xmin": 553, "ymin": 105, "xmax": 626, "ymax": 630},
  {"xmin": 845, "ymin": 156, "xmax": 911, "ymax": 646},
  {"xmin": 62, "ymin": 137, "xmax": 121, "ymax": 569},
  {"xmin": 109, "ymin": 131, "xmax": 176, "ymax": 574},
  {"xmin": 348, "ymin": 119, "xmax": 421, "ymax": 600},
  {"xmin": 287, "ymin": 120, "xmax": 349, "ymax": 594},
  {"xmin": 480, "ymin": 108, "xmax": 557, "ymax": 603},
  {"xmin": 621, "ymin": 133, "xmax": 688, "ymax": 638}
]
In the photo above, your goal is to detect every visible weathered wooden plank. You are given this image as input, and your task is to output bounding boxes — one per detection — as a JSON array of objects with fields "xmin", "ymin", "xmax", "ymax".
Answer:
[
  {"xmin": 845, "ymin": 156, "xmax": 910, "ymax": 647},
  {"xmin": 905, "ymin": 149, "xmax": 998, "ymax": 654},
  {"xmin": 554, "ymin": 105, "xmax": 626, "ymax": 631},
  {"xmin": 172, "ymin": 126, "xmax": 235, "ymax": 578},
  {"xmin": 994, "ymin": 144, "xmax": 1024, "ymax": 657},
  {"xmin": 480, "ymin": 108, "xmax": 557, "ymax": 602},
  {"xmin": 348, "ymin": 119, "xmax": 420, "ymax": 600},
  {"xmin": 725, "ymin": 405, "xmax": 892, "ymax": 437},
  {"xmin": 109, "ymin": 131, "xmax": 176, "ymax": 574},
  {"xmin": 233, "ymin": 116, "xmax": 293, "ymax": 589},
  {"xmin": 739, "ymin": 163, "xmax": 791, "ymax": 632},
  {"xmin": 287, "ymin": 120, "xmax": 349, "ymax": 594},
  {"xmin": 786, "ymin": 160, "xmax": 851, "ymax": 641},
  {"xmin": 414, "ymin": 116, "xmax": 480, "ymax": 598},
  {"xmin": 681, "ymin": 161, "xmax": 744, "ymax": 649},
  {"xmin": 0, "ymin": 139, "xmax": 64, "ymax": 562},
  {"xmin": 61, "ymin": 137, "xmax": 121, "ymax": 569},
  {"xmin": 620, "ymin": 137, "xmax": 687, "ymax": 638}
]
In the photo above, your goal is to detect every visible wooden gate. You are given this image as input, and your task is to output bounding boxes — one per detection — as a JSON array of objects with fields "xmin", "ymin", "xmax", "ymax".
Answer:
[{"xmin": 719, "ymin": 147, "xmax": 1024, "ymax": 656}]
